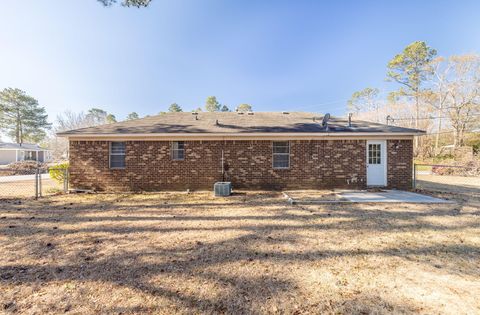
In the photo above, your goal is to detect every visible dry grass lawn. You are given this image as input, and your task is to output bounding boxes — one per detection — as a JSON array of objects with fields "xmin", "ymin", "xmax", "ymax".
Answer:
[
  {"xmin": 0, "ymin": 191, "xmax": 479, "ymax": 314},
  {"xmin": 417, "ymin": 174, "xmax": 480, "ymax": 196}
]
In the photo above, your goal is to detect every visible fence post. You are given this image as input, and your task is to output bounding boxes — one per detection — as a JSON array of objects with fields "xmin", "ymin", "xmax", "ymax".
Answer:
[
  {"xmin": 35, "ymin": 168, "xmax": 39, "ymax": 199},
  {"xmin": 413, "ymin": 163, "xmax": 417, "ymax": 190},
  {"xmin": 63, "ymin": 168, "xmax": 68, "ymax": 193},
  {"xmin": 39, "ymin": 168, "xmax": 42, "ymax": 197}
]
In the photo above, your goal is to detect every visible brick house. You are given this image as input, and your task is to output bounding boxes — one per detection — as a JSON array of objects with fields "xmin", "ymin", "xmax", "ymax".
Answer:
[{"xmin": 57, "ymin": 112, "xmax": 424, "ymax": 191}]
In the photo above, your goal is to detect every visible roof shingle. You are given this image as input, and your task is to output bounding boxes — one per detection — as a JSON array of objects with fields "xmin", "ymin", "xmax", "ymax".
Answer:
[{"xmin": 57, "ymin": 112, "xmax": 424, "ymax": 136}]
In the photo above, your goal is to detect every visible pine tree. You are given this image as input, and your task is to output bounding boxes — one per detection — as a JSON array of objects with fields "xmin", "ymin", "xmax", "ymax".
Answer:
[
  {"xmin": 168, "ymin": 103, "xmax": 183, "ymax": 112},
  {"xmin": 205, "ymin": 96, "xmax": 221, "ymax": 112},
  {"xmin": 237, "ymin": 104, "xmax": 252, "ymax": 112},
  {"xmin": 85, "ymin": 108, "xmax": 108, "ymax": 125},
  {"xmin": 0, "ymin": 88, "xmax": 51, "ymax": 143},
  {"xmin": 126, "ymin": 112, "xmax": 139, "ymax": 120},
  {"xmin": 106, "ymin": 114, "xmax": 117, "ymax": 123}
]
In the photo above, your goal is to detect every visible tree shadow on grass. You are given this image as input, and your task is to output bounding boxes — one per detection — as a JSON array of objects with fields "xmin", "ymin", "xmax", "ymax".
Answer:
[
  {"xmin": 0, "ymin": 195, "xmax": 479, "ymax": 313},
  {"xmin": 2, "ymin": 231, "xmax": 477, "ymax": 313}
]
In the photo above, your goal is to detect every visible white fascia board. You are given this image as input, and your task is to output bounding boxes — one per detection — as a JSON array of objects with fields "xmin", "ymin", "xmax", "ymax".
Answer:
[
  {"xmin": 61, "ymin": 132, "xmax": 420, "ymax": 140},
  {"xmin": 0, "ymin": 148, "xmax": 45, "ymax": 151}
]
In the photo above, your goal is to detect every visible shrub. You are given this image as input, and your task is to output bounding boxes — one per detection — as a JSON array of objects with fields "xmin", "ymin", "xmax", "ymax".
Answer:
[
  {"xmin": 431, "ymin": 156, "xmax": 480, "ymax": 176},
  {"xmin": 6, "ymin": 161, "xmax": 46, "ymax": 175},
  {"xmin": 49, "ymin": 162, "xmax": 69, "ymax": 184}
]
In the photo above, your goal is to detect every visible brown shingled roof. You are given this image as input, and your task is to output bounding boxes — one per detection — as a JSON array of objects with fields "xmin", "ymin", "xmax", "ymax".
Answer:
[{"xmin": 57, "ymin": 112, "xmax": 424, "ymax": 136}]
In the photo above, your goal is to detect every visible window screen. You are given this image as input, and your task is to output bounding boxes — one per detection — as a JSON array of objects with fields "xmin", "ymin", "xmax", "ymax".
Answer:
[
  {"xmin": 273, "ymin": 141, "xmax": 290, "ymax": 168},
  {"xmin": 368, "ymin": 143, "xmax": 381, "ymax": 165},
  {"xmin": 172, "ymin": 141, "xmax": 185, "ymax": 160},
  {"xmin": 110, "ymin": 142, "xmax": 126, "ymax": 168}
]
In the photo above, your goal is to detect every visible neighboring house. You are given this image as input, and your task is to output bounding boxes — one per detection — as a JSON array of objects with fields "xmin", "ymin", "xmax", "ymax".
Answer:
[
  {"xmin": 0, "ymin": 142, "xmax": 52, "ymax": 165},
  {"xmin": 57, "ymin": 112, "xmax": 424, "ymax": 191}
]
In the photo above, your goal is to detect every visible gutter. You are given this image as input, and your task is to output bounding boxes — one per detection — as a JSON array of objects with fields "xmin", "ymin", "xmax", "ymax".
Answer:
[{"xmin": 57, "ymin": 131, "xmax": 424, "ymax": 141}]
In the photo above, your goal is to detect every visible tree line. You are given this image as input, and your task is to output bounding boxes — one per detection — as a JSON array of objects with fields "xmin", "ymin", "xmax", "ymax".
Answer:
[
  {"xmin": 348, "ymin": 41, "xmax": 480, "ymax": 156},
  {"xmin": 0, "ymin": 88, "xmax": 253, "ymax": 155},
  {"xmin": 159, "ymin": 96, "xmax": 252, "ymax": 114}
]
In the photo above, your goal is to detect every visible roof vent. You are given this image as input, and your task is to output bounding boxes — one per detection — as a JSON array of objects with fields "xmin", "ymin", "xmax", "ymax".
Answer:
[
  {"xmin": 322, "ymin": 113, "xmax": 331, "ymax": 129},
  {"xmin": 237, "ymin": 112, "xmax": 244, "ymax": 115},
  {"xmin": 247, "ymin": 112, "xmax": 254, "ymax": 115},
  {"xmin": 215, "ymin": 119, "xmax": 219, "ymax": 125},
  {"xmin": 348, "ymin": 113, "xmax": 353, "ymax": 127},
  {"xmin": 192, "ymin": 112, "xmax": 198, "ymax": 115},
  {"xmin": 282, "ymin": 111, "xmax": 289, "ymax": 114},
  {"xmin": 195, "ymin": 115, "xmax": 198, "ymax": 120}
]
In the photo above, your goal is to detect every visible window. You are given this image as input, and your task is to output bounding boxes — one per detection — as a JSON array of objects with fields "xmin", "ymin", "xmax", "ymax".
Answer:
[
  {"xmin": 110, "ymin": 142, "xmax": 126, "ymax": 168},
  {"xmin": 24, "ymin": 151, "xmax": 36, "ymax": 161},
  {"xmin": 273, "ymin": 141, "xmax": 290, "ymax": 169},
  {"xmin": 368, "ymin": 143, "xmax": 381, "ymax": 164},
  {"xmin": 172, "ymin": 141, "xmax": 185, "ymax": 160}
]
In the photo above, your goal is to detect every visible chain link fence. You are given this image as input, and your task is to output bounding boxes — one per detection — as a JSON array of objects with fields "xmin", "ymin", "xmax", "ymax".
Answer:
[
  {"xmin": 413, "ymin": 164, "xmax": 480, "ymax": 196},
  {"xmin": 0, "ymin": 166, "xmax": 68, "ymax": 199}
]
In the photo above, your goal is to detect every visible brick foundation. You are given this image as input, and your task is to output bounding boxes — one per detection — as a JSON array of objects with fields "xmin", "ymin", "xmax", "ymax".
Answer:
[{"xmin": 68, "ymin": 139, "xmax": 412, "ymax": 191}]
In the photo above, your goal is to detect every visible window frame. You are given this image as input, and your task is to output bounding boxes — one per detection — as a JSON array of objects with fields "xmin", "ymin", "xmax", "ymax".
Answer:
[
  {"xmin": 171, "ymin": 141, "xmax": 185, "ymax": 161},
  {"xmin": 109, "ymin": 141, "xmax": 126, "ymax": 169},
  {"xmin": 368, "ymin": 143, "xmax": 381, "ymax": 165},
  {"xmin": 272, "ymin": 141, "xmax": 290, "ymax": 169},
  {"xmin": 24, "ymin": 151, "xmax": 36, "ymax": 161}
]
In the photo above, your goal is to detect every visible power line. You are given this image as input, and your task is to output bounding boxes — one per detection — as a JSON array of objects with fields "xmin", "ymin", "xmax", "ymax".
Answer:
[
  {"xmin": 278, "ymin": 91, "xmax": 392, "ymax": 112},
  {"xmin": 389, "ymin": 113, "xmax": 480, "ymax": 121},
  {"xmin": 419, "ymin": 130, "xmax": 478, "ymax": 136}
]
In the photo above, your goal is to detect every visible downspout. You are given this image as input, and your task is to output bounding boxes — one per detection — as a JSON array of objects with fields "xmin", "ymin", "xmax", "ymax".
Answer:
[{"xmin": 221, "ymin": 149, "xmax": 225, "ymax": 182}]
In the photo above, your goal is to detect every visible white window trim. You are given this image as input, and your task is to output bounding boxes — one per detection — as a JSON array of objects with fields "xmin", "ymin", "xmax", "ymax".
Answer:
[
  {"xmin": 171, "ymin": 141, "xmax": 185, "ymax": 161},
  {"xmin": 272, "ymin": 141, "xmax": 290, "ymax": 169},
  {"xmin": 109, "ymin": 142, "xmax": 126, "ymax": 169},
  {"xmin": 368, "ymin": 143, "xmax": 382, "ymax": 164}
]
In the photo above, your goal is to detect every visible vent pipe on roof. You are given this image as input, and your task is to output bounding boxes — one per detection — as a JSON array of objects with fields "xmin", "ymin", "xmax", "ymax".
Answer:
[
  {"xmin": 215, "ymin": 119, "xmax": 219, "ymax": 126},
  {"xmin": 282, "ymin": 111, "xmax": 289, "ymax": 114},
  {"xmin": 348, "ymin": 113, "xmax": 353, "ymax": 127},
  {"xmin": 386, "ymin": 115, "xmax": 393, "ymax": 125},
  {"xmin": 321, "ymin": 113, "xmax": 331, "ymax": 129}
]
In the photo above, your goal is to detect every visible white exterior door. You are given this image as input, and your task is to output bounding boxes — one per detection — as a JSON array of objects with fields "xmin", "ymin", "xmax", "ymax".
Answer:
[{"xmin": 366, "ymin": 140, "xmax": 387, "ymax": 186}]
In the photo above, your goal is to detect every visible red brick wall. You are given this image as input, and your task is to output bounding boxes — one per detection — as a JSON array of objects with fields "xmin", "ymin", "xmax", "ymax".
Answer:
[
  {"xmin": 387, "ymin": 139, "xmax": 413, "ymax": 190},
  {"xmin": 68, "ymin": 139, "xmax": 412, "ymax": 191}
]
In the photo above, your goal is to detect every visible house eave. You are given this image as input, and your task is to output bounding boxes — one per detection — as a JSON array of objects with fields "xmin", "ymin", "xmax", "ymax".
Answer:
[
  {"xmin": 0, "ymin": 148, "xmax": 50, "ymax": 151},
  {"xmin": 58, "ymin": 132, "xmax": 421, "ymax": 141}
]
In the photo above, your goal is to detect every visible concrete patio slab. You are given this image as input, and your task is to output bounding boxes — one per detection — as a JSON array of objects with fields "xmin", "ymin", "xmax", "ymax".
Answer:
[{"xmin": 337, "ymin": 190, "xmax": 453, "ymax": 203}]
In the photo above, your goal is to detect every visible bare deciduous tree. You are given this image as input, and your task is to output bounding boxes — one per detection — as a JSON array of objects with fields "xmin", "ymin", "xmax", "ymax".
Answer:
[
  {"xmin": 49, "ymin": 109, "xmax": 117, "ymax": 160},
  {"xmin": 347, "ymin": 87, "xmax": 382, "ymax": 122},
  {"xmin": 431, "ymin": 54, "xmax": 480, "ymax": 147}
]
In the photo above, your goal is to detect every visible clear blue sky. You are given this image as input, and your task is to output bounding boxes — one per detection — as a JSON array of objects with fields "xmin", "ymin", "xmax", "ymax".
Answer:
[{"xmin": 1, "ymin": 0, "xmax": 480, "ymax": 123}]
